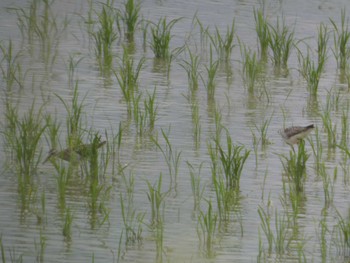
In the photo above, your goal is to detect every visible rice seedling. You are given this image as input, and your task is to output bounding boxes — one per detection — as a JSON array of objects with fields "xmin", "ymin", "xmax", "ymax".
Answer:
[
  {"xmin": 240, "ymin": 44, "xmax": 261, "ymax": 92},
  {"xmin": 120, "ymin": 173, "xmax": 145, "ymax": 245},
  {"xmin": 1, "ymin": 100, "xmax": 46, "ymax": 211},
  {"xmin": 150, "ymin": 17, "xmax": 182, "ymax": 60},
  {"xmin": 114, "ymin": 47, "xmax": 145, "ymax": 114},
  {"xmin": 209, "ymin": 19, "xmax": 235, "ymax": 61},
  {"xmin": 320, "ymin": 108, "xmax": 337, "ymax": 149},
  {"xmin": 254, "ymin": 8, "xmax": 269, "ymax": 59},
  {"xmin": 202, "ymin": 46, "xmax": 219, "ymax": 101},
  {"xmin": 330, "ymin": 9, "xmax": 350, "ymax": 70},
  {"xmin": 90, "ymin": 2, "xmax": 118, "ymax": 72},
  {"xmin": 187, "ymin": 162, "xmax": 205, "ymax": 212},
  {"xmin": 318, "ymin": 163, "xmax": 335, "ymax": 206},
  {"xmin": 0, "ymin": 236, "xmax": 24, "ymax": 263},
  {"xmin": 197, "ymin": 199, "xmax": 218, "ymax": 257},
  {"xmin": 191, "ymin": 101, "xmax": 201, "ymax": 150},
  {"xmin": 144, "ymin": 87, "xmax": 158, "ymax": 132},
  {"xmin": 62, "ymin": 207, "xmax": 73, "ymax": 241},
  {"xmin": 251, "ymin": 130, "xmax": 260, "ymax": 168},
  {"xmin": 55, "ymin": 165, "xmax": 69, "ymax": 209},
  {"xmin": 0, "ymin": 40, "xmax": 25, "ymax": 90},
  {"xmin": 44, "ymin": 114, "xmax": 61, "ymax": 151},
  {"xmin": 146, "ymin": 174, "xmax": 167, "ymax": 227},
  {"xmin": 274, "ymin": 210, "xmax": 291, "ymax": 255},
  {"xmin": 80, "ymin": 133, "xmax": 111, "ymax": 227},
  {"xmin": 180, "ymin": 48, "xmax": 201, "ymax": 93},
  {"xmin": 34, "ymin": 230, "xmax": 46, "ymax": 263},
  {"xmin": 110, "ymin": 122, "xmax": 126, "ymax": 176},
  {"xmin": 192, "ymin": 15, "xmax": 210, "ymax": 54},
  {"xmin": 215, "ymin": 130, "xmax": 250, "ymax": 191},
  {"xmin": 309, "ymin": 127, "xmax": 323, "ymax": 173},
  {"xmin": 37, "ymin": 189, "xmax": 47, "ymax": 225},
  {"xmin": 9, "ymin": 0, "xmax": 38, "ymax": 45},
  {"xmin": 335, "ymin": 209, "xmax": 350, "ymax": 255},
  {"xmin": 297, "ymin": 49, "xmax": 323, "ymax": 95},
  {"xmin": 117, "ymin": 0, "xmax": 141, "ymax": 42},
  {"xmin": 258, "ymin": 204, "xmax": 274, "ymax": 255},
  {"xmin": 268, "ymin": 16, "xmax": 295, "ymax": 68},
  {"xmin": 55, "ymin": 83, "xmax": 86, "ymax": 149},
  {"xmin": 255, "ymin": 113, "xmax": 273, "ymax": 148},
  {"xmin": 280, "ymin": 140, "xmax": 309, "ymax": 193},
  {"xmin": 67, "ymin": 54, "xmax": 84, "ymax": 90},
  {"xmin": 340, "ymin": 103, "xmax": 349, "ymax": 148},
  {"xmin": 212, "ymin": 171, "xmax": 240, "ymax": 223},
  {"xmin": 152, "ymin": 129, "xmax": 181, "ymax": 189},
  {"xmin": 317, "ymin": 23, "xmax": 329, "ymax": 73},
  {"xmin": 11, "ymin": 0, "xmax": 68, "ymax": 67},
  {"xmin": 318, "ymin": 216, "xmax": 328, "ymax": 262}
]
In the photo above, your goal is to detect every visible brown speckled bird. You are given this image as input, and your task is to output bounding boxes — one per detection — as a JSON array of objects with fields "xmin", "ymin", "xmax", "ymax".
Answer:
[
  {"xmin": 43, "ymin": 141, "xmax": 106, "ymax": 164},
  {"xmin": 279, "ymin": 124, "xmax": 314, "ymax": 146}
]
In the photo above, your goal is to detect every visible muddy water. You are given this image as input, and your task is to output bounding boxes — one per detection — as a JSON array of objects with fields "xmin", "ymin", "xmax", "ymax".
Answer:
[{"xmin": 1, "ymin": 0, "xmax": 350, "ymax": 262}]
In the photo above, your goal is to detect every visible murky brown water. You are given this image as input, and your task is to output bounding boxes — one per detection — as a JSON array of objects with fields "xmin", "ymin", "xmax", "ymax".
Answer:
[{"xmin": 1, "ymin": 0, "xmax": 350, "ymax": 262}]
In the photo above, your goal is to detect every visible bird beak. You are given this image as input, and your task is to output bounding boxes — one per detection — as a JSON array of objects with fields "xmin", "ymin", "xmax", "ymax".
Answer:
[{"xmin": 42, "ymin": 151, "xmax": 54, "ymax": 164}]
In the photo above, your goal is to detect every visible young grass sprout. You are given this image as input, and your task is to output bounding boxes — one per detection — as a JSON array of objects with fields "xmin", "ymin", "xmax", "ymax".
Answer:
[
  {"xmin": 268, "ymin": 16, "xmax": 294, "ymax": 69},
  {"xmin": 330, "ymin": 9, "xmax": 350, "ymax": 70}
]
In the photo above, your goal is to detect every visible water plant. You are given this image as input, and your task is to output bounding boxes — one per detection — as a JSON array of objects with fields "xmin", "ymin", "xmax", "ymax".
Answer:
[
  {"xmin": 34, "ymin": 230, "xmax": 46, "ymax": 263},
  {"xmin": 117, "ymin": 0, "xmax": 141, "ymax": 42},
  {"xmin": 150, "ymin": 17, "xmax": 182, "ymax": 60},
  {"xmin": 11, "ymin": 0, "xmax": 68, "ymax": 67},
  {"xmin": 212, "ymin": 171, "xmax": 240, "ymax": 223},
  {"xmin": 90, "ymin": 2, "xmax": 118, "ymax": 72},
  {"xmin": 320, "ymin": 107, "xmax": 337, "ymax": 149},
  {"xmin": 1, "ymin": 100, "xmax": 46, "ymax": 210},
  {"xmin": 255, "ymin": 114, "xmax": 273, "ymax": 148},
  {"xmin": 330, "ymin": 9, "xmax": 350, "ymax": 70},
  {"xmin": 241, "ymin": 44, "xmax": 261, "ymax": 92},
  {"xmin": 152, "ymin": 129, "xmax": 181, "ymax": 189},
  {"xmin": 209, "ymin": 19, "xmax": 235, "ymax": 61},
  {"xmin": 56, "ymin": 165, "xmax": 69, "ymax": 209},
  {"xmin": 55, "ymin": 83, "xmax": 86, "ymax": 149},
  {"xmin": 340, "ymin": 103, "xmax": 349, "ymax": 148},
  {"xmin": 268, "ymin": 16, "xmax": 294, "ymax": 68},
  {"xmin": 187, "ymin": 162, "xmax": 205, "ymax": 212},
  {"xmin": 298, "ymin": 49, "xmax": 323, "ymax": 95},
  {"xmin": 114, "ymin": 47, "xmax": 145, "ymax": 114},
  {"xmin": 0, "ymin": 40, "xmax": 25, "ymax": 90},
  {"xmin": 62, "ymin": 207, "xmax": 73, "ymax": 241},
  {"xmin": 193, "ymin": 15, "xmax": 210, "ymax": 54},
  {"xmin": 317, "ymin": 23, "xmax": 329, "ymax": 72},
  {"xmin": 318, "ymin": 163, "xmax": 335, "ymax": 206},
  {"xmin": 146, "ymin": 174, "xmax": 167, "ymax": 227},
  {"xmin": 191, "ymin": 100, "xmax": 201, "ymax": 150},
  {"xmin": 215, "ymin": 130, "xmax": 250, "ymax": 191},
  {"xmin": 202, "ymin": 46, "xmax": 219, "ymax": 101},
  {"xmin": 180, "ymin": 48, "xmax": 201, "ymax": 93},
  {"xmin": 258, "ymin": 204, "xmax": 274, "ymax": 255},
  {"xmin": 335, "ymin": 209, "xmax": 350, "ymax": 255},
  {"xmin": 254, "ymin": 8, "xmax": 269, "ymax": 59},
  {"xmin": 143, "ymin": 87, "xmax": 158, "ymax": 132},
  {"xmin": 120, "ymin": 172, "xmax": 144, "ymax": 245},
  {"xmin": 309, "ymin": 127, "xmax": 323, "ymax": 174},
  {"xmin": 280, "ymin": 140, "xmax": 309, "ymax": 193},
  {"xmin": 198, "ymin": 199, "xmax": 218, "ymax": 257}
]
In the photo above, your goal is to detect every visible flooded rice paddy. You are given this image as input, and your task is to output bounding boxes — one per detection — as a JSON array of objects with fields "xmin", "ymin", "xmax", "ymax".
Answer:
[{"xmin": 1, "ymin": 0, "xmax": 350, "ymax": 262}]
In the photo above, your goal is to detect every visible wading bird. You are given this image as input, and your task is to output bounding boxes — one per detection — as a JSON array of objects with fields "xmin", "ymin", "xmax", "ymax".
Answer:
[
  {"xmin": 279, "ymin": 124, "xmax": 314, "ymax": 146},
  {"xmin": 43, "ymin": 141, "xmax": 106, "ymax": 164}
]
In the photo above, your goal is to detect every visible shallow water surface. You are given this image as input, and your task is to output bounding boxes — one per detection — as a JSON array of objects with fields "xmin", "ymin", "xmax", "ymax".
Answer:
[{"xmin": 1, "ymin": 0, "xmax": 350, "ymax": 262}]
